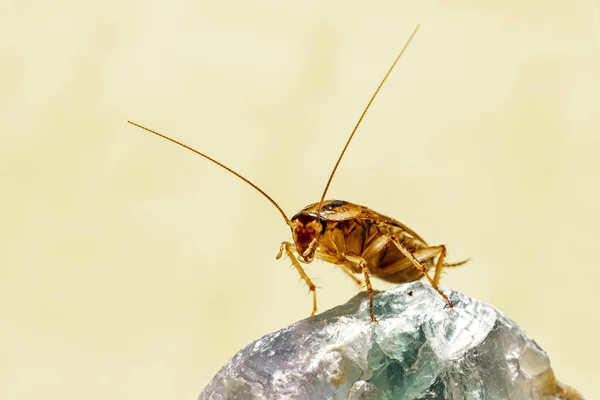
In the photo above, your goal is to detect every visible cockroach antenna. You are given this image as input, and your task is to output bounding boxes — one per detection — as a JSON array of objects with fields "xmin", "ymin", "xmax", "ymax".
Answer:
[
  {"xmin": 126, "ymin": 121, "xmax": 293, "ymax": 227},
  {"xmin": 316, "ymin": 24, "xmax": 421, "ymax": 218}
]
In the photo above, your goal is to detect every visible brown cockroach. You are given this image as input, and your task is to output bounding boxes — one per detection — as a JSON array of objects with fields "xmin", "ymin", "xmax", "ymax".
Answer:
[{"xmin": 128, "ymin": 24, "xmax": 468, "ymax": 322}]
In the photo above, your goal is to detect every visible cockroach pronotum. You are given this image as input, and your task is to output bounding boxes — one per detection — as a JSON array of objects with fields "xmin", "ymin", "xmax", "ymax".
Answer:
[{"xmin": 128, "ymin": 24, "xmax": 468, "ymax": 322}]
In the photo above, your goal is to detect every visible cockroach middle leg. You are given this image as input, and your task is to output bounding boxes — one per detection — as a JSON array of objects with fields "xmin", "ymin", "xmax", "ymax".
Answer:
[
  {"xmin": 277, "ymin": 242, "xmax": 318, "ymax": 315},
  {"xmin": 313, "ymin": 249, "xmax": 363, "ymax": 287},
  {"xmin": 344, "ymin": 254, "xmax": 377, "ymax": 322},
  {"xmin": 360, "ymin": 263, "xmax": 377, "ymax": 323},
  {"xmin": 387, "ymin": 236, "xmax": 453, "ymax": 308},
  {"xmin": 339, "ymin": 264, "xmax": 363, "ymax": 286}
]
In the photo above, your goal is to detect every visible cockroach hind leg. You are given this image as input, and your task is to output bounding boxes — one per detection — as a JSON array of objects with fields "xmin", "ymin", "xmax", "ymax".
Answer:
[
  {"xmin": 432, "ymin": 245, "xmax": 447, "ymax": 286},
  {"xmin": 433, "ymin": 248, "xmax": 470, "ymax": 286},
  {"xmin": 387, "ymin": 236, "xmax": 454, "ymax": 308}
]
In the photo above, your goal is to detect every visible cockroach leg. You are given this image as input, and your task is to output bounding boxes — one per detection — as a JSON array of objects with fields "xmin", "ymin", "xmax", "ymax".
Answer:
[
  {"xmin": 313, "ymin": 249, "xmax": 363, "ymax": 287},
  {"xmin": 435, "ymin": 254, "xmax": 470, "ymax": 285},
  {"xmin": 345, "ymin": 254, "xmax": 377, "ymax": 323},
  {"xmin": 387, "ymin": 236, "xmax": 453, "ymax": 308},
  {"xmin": 432, "ymin": 245, "xmax": 447, "ymax": 286},
  {"xmin": 359, "ymin": 261, "xmax": 377, "ymax": 323},
  {"xmin": 339, "ymin": 264, "xmax": 363, "ymax": 287},
  {"xmin": 277, "ymin": 241, "xmax": 318, "ymax": 315}
]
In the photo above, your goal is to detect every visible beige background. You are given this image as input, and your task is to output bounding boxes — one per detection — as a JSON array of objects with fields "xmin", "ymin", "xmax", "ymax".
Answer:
[{"xmin": 2, "ymin": 0, "xmax": 599, "ymax": 398}]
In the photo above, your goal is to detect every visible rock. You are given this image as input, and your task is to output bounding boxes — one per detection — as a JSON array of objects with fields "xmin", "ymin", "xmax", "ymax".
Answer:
[{"xmin": 199, "ymin": 281, "xmax": 583, "ymax": 400}]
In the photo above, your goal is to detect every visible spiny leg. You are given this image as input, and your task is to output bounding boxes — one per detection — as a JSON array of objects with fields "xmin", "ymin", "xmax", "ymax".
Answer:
[
  {"xmin": 339, "ymin": 264, "xmax": 363, "ymax": 287},
  {"xmin": 361, "ymin": 262, "xmax": 377, "ymax": 323},
  {"xmin": 387, "ymin": 236, "xmax": 453, "ymax": 308},
  {"xmin": 435, "ymin": 252, "xmax": 470, "ymax": 285},
  {"xmin": 277, "ymin": 241, "xmax": 317, "ymax": 316},
  {"xmin": 345, "ymin": 254, "xmax": 377, "ymax": 323},
  {"xmin": 432, "ymin": 245, "xmax": 447, "ymax": 286},
  {"xmin": 371, "ymin": 245, "xmax": 444, "ymax": 277},
  {"xmin": 314, "ymin": 249, "xmax": 363, "ymax": 287}
]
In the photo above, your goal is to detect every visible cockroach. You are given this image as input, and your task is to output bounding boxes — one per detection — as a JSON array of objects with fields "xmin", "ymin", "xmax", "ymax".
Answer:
[{"xmin": 128, "ymin": 24, "xmax": 468, "ymax": 322}]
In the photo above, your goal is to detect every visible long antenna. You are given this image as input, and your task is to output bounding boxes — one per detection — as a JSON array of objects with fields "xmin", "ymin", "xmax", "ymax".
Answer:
[
  {"xmin": 317, "ymin": 24, "xmax": 420, "ymax": 214},
  {"xmin": 127, "ymin": 120, "xmax": 292, "ymax": 226}
]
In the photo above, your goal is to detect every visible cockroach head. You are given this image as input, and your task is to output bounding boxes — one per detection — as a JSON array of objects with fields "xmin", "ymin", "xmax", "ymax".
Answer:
[{"xmin": 290, "ymin": 212, "xmax": 327, "ymax": 263}]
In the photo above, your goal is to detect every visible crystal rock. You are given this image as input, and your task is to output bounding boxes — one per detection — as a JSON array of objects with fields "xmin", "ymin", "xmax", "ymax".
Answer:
[{"xmin": 199, "ymin": 281, "xmax": 583, "ymax": 400}]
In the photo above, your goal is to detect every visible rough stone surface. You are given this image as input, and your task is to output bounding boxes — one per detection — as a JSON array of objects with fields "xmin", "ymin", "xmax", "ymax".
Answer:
[{"xmin": 199, "ymin": 282, "xmax": 583, "ymax": 400}]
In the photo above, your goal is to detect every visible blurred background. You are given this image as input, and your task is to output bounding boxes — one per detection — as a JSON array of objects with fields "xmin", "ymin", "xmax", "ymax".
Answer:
[{"xmin": 2, "ymin": 0, "xmax": 599, "ymax": 398}]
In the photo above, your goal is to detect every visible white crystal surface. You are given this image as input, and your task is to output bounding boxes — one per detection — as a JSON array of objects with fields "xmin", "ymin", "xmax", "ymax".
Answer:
[{"xmin": 199, "ymin": 282, "xmax": 582, "ymax": 400}]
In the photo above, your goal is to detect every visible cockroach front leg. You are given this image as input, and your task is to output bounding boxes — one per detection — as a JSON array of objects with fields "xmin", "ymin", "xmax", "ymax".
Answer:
[
  {"xmin": 277, "ymin": 241, "xmax": 318, "ymax": 316},
  {"xmin": 387, "ymin": 236, "xmax": 453, "ymax": 308}
]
